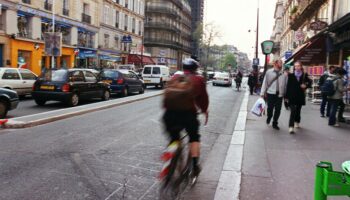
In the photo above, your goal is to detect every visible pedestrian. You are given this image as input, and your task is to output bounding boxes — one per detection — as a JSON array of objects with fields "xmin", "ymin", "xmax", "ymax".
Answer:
[
  {"xmin": 328, "ymin": 68, "xmax": 348, "ymax": 126},
  {"xmin": 285, "ymin": 61, "xmax": 312, "ymax": 134},
  {"xmin": 260, "ymin": 60, "xmax": 287, "ymax": 130},
  {"xmin": 319, "ymin": 66, "xmax": 336, "ymax": 117},
  {"xmin": 248, "ymin": 72, "xmax": 257, "ymax": 95}
]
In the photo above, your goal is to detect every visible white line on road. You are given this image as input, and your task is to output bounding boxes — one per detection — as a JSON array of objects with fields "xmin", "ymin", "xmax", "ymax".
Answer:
[{"xmin": 214, "ymin": 88, "xmax": 249, "ymax": 200}]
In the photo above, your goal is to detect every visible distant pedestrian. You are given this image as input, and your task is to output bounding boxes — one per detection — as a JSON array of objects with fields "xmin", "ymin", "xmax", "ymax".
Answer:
[
  {"xmin": 328, "ymin": 68, "xmax": 348, "ymax": 126},
  {"xmin": 319, "ymin": 66, "xmax": 336, "ymax": 117},
  {"xmin": 248, "ymin": 72, "xmax": 257, "ymax": 95},
  {"xmin": 260, "ymin": 60, "xmax": 287, "ymax": 130},
  {"xmin": 285, "ymin": 61, "xmax": 312, "ymax": 134}
]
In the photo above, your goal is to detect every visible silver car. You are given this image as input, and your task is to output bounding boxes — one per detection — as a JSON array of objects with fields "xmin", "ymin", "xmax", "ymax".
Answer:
[{"xmin": 212, "ymin": 72, "xmax": 232, "ymax": 87}]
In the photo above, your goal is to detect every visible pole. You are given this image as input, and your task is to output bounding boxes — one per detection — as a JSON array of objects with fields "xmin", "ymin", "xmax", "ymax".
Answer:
[
  {"xmin": 255, "ymin": 5, "xmax": 259, "ymax": 59},
  {"xmin": 51, "ymin": 0, "xmax": 55, "ymax": 69},
  {"xmin": 314, "ymin": 162, "xmax": 331, "ymax": 200},
  {"xmin": 140, "ymin": 36, "xmax": 144, "ymax": 69}
]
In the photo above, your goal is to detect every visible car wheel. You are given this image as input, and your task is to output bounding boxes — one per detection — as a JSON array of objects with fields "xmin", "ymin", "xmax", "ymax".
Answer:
[
  {"xmin": 68, "ymin": 93, "xmax": 79, "ymax": 107},
  {"xmin": 0, "ymin": 101, "xmax": 8, "ymax": 119},
  {"xmin": 34, "ymin": 99, "xmax": 46, "ymax": 106},
  {"xmin": 121, "ymin": 87, "xmax": 129, "ymax": 97},
  {"xmin": 139, "ymin": 85, "xmax": 145, "ymax": 94},
  {"xmin": 102, "ymin": 90, "xmax": 110, "ymax": 101}
]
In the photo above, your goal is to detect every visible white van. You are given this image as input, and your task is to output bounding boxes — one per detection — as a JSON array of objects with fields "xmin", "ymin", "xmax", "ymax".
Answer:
[{"xmin": 142, "ymin": 65, "xmax": 170, "ymax": 88}]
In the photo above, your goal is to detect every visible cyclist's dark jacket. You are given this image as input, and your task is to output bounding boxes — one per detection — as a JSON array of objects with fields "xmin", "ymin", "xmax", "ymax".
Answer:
[{"xmin": 164, "ymin": 70, "xmax": 209, "ymax": 113}]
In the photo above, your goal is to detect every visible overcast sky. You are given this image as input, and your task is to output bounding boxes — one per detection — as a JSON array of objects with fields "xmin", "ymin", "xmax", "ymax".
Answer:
[{"xmin": 205, "ymin": 0, "xmax": 277, "ymax": 60}]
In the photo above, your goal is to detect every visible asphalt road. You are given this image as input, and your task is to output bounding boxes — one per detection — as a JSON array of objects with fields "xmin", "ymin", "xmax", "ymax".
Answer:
[
  {"xmin": 0, "ymin": 84, "xmax": 245, "ymax": 200},
  {"xmin": 7, "ymin": 87, "xmax": 160, "ymax": 119}
]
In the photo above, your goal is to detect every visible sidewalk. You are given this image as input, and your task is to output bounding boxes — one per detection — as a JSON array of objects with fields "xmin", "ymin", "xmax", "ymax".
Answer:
[{"xmin": 240, "ymin": 95, "xmax": 350, "ymax": 200}]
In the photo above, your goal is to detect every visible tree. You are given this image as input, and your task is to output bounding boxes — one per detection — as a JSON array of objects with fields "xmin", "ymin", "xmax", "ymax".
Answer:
[{"xmin": 223, "ymin": 53, "xmax": 237, "ymax": 70}]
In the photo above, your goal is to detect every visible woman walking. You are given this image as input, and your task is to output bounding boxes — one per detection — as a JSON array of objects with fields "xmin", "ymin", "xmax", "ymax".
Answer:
[{"xmin": 285, "ymin": 61, "xmax": 312, "ymax": 134}]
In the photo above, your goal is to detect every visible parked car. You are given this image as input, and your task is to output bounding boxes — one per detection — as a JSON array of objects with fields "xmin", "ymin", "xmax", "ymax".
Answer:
[
  {"xmin": 0, "ymin": 67, "xmax": 38, "ymax": 98},
  {"xmin": 213, "ymin": 72, "xmax": 232, "ymax": 87},
  {"xmin": 0, "ymin": 88, "xmax": 19, "ymax": 118},
  {"xmin": 32, "ymin": 69, "xmax": 110, "ymax": 107},
  {"xmin": 142, "ymin": 65, "xmax": 170, "ymax": 88},
  {"xmin": 100, "ymin": 69, "xmax": 145, "ymax": 96}
]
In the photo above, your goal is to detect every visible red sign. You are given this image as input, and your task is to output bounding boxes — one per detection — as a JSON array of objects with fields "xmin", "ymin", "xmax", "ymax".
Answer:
[{"xmin": 307, "ymin": 66, "xmax": 324, "ymax": 76}]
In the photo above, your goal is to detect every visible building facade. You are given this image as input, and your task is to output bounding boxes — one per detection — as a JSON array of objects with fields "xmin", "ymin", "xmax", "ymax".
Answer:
[
  {"xmin": 144, "ymin": 0, "xmax": 192, "ymax": 71},
  {"xmin": 99, "ymin": 0, "xmax": 145, "ymax": 69},
  {"xmin": 189, "ymin": 0, "xmax": 204, "ymax": 56}
]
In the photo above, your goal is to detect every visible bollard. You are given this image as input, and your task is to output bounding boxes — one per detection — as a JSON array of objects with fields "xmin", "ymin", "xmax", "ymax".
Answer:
[{"xmin": 314, "ymin": 162, "xmax": 332, "ymax": 200}]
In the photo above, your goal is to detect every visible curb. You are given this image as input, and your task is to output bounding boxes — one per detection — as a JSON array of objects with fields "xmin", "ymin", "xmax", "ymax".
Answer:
[
  {"xmin": 4, "ymin": 91, "xmax": 163, "ymax": 129},
  {"xmin": 214, "ymin": 89, "xmax": 249, "ymax": 200}
]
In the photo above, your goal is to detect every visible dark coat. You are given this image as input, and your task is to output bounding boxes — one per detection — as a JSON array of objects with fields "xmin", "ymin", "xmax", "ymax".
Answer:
[
  {"xmin": 285, "ymin": 72, "xmax": 312, "ymax": 106},
  {"xmin": 248, "ymin": 74, "xmax": 257, "ymax": 86}
]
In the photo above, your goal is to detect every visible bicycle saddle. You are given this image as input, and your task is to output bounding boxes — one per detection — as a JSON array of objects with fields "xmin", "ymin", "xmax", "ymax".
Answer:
[{"xmin": 342, "ymin": 161, "xmax": 350, "ymax": 175}]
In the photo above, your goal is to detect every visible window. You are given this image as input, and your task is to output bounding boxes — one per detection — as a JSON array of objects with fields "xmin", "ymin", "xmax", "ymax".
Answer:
[
  {"xmin": 103, "ymin": 6, "xmax": 110, "ymax": 24},
  {"xmin": 115, "ymin": 11, "xmax": 120, "ymax": 28},
  {"xmin": 69, "ymin": 71, "xmax": 84, "ymax": 82},
  {"xmin": 84, "ymin": 71, "xmax": 97, "ymax": 82},
  {"xmin": 125, "ymin": 0, "xmax": 129, "ymax": 8},
  {"xmin": 124, "ymin": 14, "xmax": 128, "ymax": 31},
  {"xmin": 20, "ymin": 69, "xmax": 36, "ymax": 80},
  {"xmin": 104, "ymin": 34, "xmax": 109, "ymax": 48},
  {"xmin": 102, "ymin": 70, "xmax": 119, "ymax": 79},
  {"xmin": 132, "ymin": 18, "xmax": 136, "ymax": 33},
  {"xmin": 152, "ymin": 67, "xmax": 160, "ymax": 75},
  {"xmin": 44, "ymin": 0, "xmax": 53, "ymax": 11},
  {"xmin": 129, "ymin": 71, "xmax": 138, "ymax": 79},
  {"xmin": 143, "ymin": 67, "xmax": 152, "ymax": 74},
  {"xmin": 83, "ymin": 3, "xmax": 90, "ymax": 14},
  {"xmin": 41, "ymin": 70, "xmax": 68, "ymax": 82},
  {"xmin": 17, "ymin": 15, "xmax": 30, "ymax": 38},
  {"xmin": 2, "ymin": 69, "xmax": 20, "ymax": 80},
  {"xmin": 63, "ymin": 0, "xmax": 69, "ymax": 16},
  {"xmin": 22, "ymin": 0, "xmax": 31, "ymax": 4},
  {"xmin": 114, "ymin": 36, "xmax": 120, "ymax": 49},
  {"xmin": 138, "ymin": 20, "xmax": 142, "ymax": 35}
]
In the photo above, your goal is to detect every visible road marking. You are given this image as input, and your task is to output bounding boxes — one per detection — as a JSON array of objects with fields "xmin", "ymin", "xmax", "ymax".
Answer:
[{"xmin": 214, "ymin": 87, "xmax": 249, "ymax": 200}]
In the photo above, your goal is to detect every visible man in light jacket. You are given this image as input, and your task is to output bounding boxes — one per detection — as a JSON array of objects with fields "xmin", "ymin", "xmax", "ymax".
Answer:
[{"xmin": 260, "ymin": 60, "xmax": 288, "ymax": 130}]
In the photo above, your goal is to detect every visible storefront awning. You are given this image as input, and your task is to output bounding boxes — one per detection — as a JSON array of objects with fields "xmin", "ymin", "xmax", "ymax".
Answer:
[
  {"xmin": 285, "ymin": 36, "xmax": 327, "ymax": 66},
  {"xmin": 99, "ymin": 54, "xmax": 121, "ymax": 62},
  {"xmin": 78, "ymin": 49, "xmax": 97, "ymax": 59},
  {"xmin": 128, "ymin": 54, "xmax": 155, "ymax": 65}
]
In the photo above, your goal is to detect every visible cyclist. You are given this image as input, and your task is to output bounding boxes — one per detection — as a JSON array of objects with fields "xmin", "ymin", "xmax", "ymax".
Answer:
[{"xmin": 162, "ymin": 57, "xmax": 209, "ymax": 176}]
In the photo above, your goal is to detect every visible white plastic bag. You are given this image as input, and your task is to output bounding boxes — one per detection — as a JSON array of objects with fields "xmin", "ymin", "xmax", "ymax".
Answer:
[{"xmin": 251, "ymin": 98, "xmax": 266, "ymax": 117}]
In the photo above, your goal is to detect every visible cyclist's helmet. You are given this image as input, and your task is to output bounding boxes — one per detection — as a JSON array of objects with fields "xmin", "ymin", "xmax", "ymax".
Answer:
[{"xmin": 183, "ymin": 58, "xmax": 200, "ymax": 71}]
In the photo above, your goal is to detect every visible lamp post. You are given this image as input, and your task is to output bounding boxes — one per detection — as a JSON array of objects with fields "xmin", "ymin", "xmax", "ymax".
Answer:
[{"xmin": 51, "ymin": 0, "xmax": 55, "ymax": 69}]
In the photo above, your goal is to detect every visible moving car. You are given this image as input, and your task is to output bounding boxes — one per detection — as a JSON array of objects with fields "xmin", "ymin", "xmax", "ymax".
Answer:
[
  {"xmin": 32, "ymin": 69, "xmax": 110, "ymax": 107},
  {"xmin": 100, "ymin": 69, "xmax": 145, "ymax": 96},
  {"xmin": 142, "ymin": 65, "xmax": 170, "ymax": 88},
  {"xmin": 213, "ymin": 72, "xmax": 232, "ymax": 87},
  {"xmin": 0, "ymin": 67, "xmax": 37, "ymax": 98},
  {"xmin": 0, "ymin": 88, "xmax": 19, "ymax": 118}
]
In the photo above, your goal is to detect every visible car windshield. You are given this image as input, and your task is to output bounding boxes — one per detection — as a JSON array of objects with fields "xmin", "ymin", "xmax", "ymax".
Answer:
[
  {"xmin": 102, "ymin": 70, "xmax": 119, "ymax": 78},
  {"xmin": 143, "ymin": 67, "xmax": 152, "ymax": 74},
  {"xmin": 40, "ymin": 70, "xmax": 68, "ymax": 82}
]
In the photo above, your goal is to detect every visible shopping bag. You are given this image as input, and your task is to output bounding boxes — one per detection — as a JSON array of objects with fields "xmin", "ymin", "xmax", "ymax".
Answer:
[{"xmin": 251, "ymin": 98, "xmax": 266, "ymax": 117}]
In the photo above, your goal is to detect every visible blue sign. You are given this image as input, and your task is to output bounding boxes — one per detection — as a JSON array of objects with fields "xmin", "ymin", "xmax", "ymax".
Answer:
[
  {"xmin": 122, "ymin": 35, "xmax": 132, "ymax": 43},
  {"xmin": 253, "ymin": 58, "xmax": 259, "ymax": 66},
  {"xmin": 78, "ymin": 50, "xmax": 97, "ymax": 59},
  {"xmin": 99, "ymin": 55, "xmax": 121, "ymax": 62},
  {"xmin": 285, "ymin": 51, "xmax": 293, "ymax": 60}
]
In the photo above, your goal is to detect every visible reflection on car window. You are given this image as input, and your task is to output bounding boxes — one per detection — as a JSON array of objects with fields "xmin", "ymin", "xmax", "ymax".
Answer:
[
  {"xmin": 69, "ymin": 71, "xmax": 84, "ymax": 82},
  {"xmin": 41, "ymin": 70, "xmax": 68, "ymax": 82},
  {"xmin": 20, "ymin": 69, "xmax": 36, "ymax": 80},
  {"xmin": 2, "ymin": 69, "xmax": 20, "ymax": 80},
  {"xmin": 84, "ymin": 71, "xmax": 97, "ymax": 82},
  {"xmin": 143, "ymin": 67, "xmax": 152, "ymax": 74},
  {"xmin": 102, "ymin": 70, "xmax": 119, "ymax": 79},
  {"xmin": 153, "ymin": 67, "xmax": 160, "ymax": 74}
]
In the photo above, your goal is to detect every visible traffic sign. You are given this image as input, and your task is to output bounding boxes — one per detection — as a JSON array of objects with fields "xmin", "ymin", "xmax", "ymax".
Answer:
[
  {"xmin": 253, "ymin": 58, "xmax": 259, "ymax": 65},
  {"xmin": 261, "ymin": 40, "xmax": 274, "ymax": 55},
  {"xmin": 285, "ymin": 51, "xmax": 293, "ymax": 60}
]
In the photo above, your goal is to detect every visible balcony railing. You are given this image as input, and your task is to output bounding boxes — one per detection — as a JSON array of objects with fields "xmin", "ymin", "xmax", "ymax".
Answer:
[
  {"xmin": 18, "ymin": 29, "xmax": 32, "ymax": 39},
  {"xmin": 289, "ymin": 0, "xmax": 327, "ymax": 30},
  {"xmin": 144, "ymin": 22, "xmax": 181, "ymax": 33},
  {"xmin": 44, "ymin": 2, "xmax": 52, "ymax": 11},
  {"xmin": 146, "ymin": 6, "xmax": 178, "ymax": 18},
  {"xmin": 63, "ymin": 8, "xmax": 69, "ymax": 16},
  {"xmin": 22, "ymin": 0, "xmax": 31, "ymax": 4},
  {"xmin": 144, "ymin": 38, "xmax": 182, "ymax": 49},
  {"xmin": 82, "ymin": 13, "xmax": 91, "ymax": 24}
]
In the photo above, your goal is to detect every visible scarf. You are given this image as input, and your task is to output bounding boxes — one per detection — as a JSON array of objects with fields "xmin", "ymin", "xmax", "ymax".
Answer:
[{"xmin": 294, "ymin": 70, "xmax": 303, "ymax": 81}]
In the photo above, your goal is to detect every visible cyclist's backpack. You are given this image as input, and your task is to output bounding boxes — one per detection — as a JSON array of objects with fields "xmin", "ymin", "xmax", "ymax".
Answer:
[
  {"xmin": 163, "ymin": 75, "xmax": 195, "ymax": 111},
  {"xmin": 321, "ymin": 78, "xmax": 338, "ymax": 96}
]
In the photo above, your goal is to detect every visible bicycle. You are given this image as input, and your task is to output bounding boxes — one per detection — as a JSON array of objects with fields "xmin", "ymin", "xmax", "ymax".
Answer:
[{"xmin": 159, "ymin": 133, "xmax": 198, "ymax": 200}]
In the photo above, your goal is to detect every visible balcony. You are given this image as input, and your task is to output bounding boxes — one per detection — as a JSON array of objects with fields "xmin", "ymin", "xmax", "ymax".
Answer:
[
  {"xmin": 144, "ymin": 22, "xmax": 181, "ymax": 33},
  {"xmin": 146, "ymin": 6, "xmax": 178, "ymax": 18},
  {"xmin": 82, "ymin": 13, "xmax": 91, "ymax": 24},
  {"xmin": 290, "ymin": 0, "xmax": 327, "ymax": 31},
  {"xmin": 22, "ymin": 0, "xmax": 31, "ymax": 4},
  {"xmin": 44, "ymin": 2, "xmax": 52, "ymax": 11},
  {"xmin": 63, "ymin": 8, "xmax": 69, "ymax": 16},
  {"xmin": 144, "ymin": 37, "xmax": 182, "ymax": 49}
]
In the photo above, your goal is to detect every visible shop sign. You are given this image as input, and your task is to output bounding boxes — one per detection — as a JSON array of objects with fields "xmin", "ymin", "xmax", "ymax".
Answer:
[
  {"xmin": 121, "ymin": 35, "xmax": 132, "ymax": 43},
  {"xmin": 78, "ymin": 50, "xmax": 97, "ymax": 59},
  {"xmin": 334, "ymin": 30, "xmax": 350, "ymax": 45},
  {"xmin": 285, "ymin": 51, "xmax": 293, "ymax": 60},
  {"xmin": 261, "ymin": 40, "xmax": 274, "ymax": 55},
  {"xmin": 310, "ymin": 20, "xmax": 328, "ymax": 31},
  {"xmin": 44, "ymin": 32, "xmax": 62, "ymax": 56},
  {"xmin": 99, "ymin": 54, "xmax": 120, "ymax": 62},
  {"xmin": 295, "ymin": 30, "xmax": 305, "ymax": 41},
  {"xmin": 16, "ymin": 5, "xmax": 98, "ymax": 32}
]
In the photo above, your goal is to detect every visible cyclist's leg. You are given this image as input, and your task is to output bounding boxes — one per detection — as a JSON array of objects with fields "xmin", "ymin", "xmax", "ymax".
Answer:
[
  {"xmin": 163, "ymin": 111, "xmax": 183, "ymax": 142},
  {"xmin": 184, "ymin": 112, "xmax": 201, "ymax": 175}
]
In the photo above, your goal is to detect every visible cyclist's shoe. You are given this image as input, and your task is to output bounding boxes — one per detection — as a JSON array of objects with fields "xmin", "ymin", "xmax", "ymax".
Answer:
[{"xmin": 192, "ymin": 164, "xmax": 202, "ymax": 177}]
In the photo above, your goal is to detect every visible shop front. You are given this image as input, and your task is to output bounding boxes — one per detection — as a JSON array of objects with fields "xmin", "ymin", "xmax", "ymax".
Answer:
[
  {"xmin": 76, "ymin": 48, "xmax": 98, "ymax": 68},
  {"xmin": 128, "ymin": 54, "xmax": 155, "ymax": 71},
  {"xmin": 98, "ymin": 50, "xmax": 122, "ymax": 69}
]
